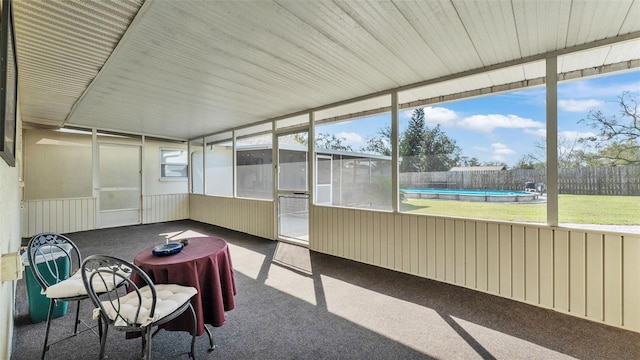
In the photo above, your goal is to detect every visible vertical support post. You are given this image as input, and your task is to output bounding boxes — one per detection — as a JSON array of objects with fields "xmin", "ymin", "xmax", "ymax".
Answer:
[
  {"xmin": 308, "ymin": 113, "xmax": 315, "ymax": 201},
  {"xmin": 92, "ymin": 129, "xmax": 99, "ymax": 228},
  {"xmin": 546, "ymin": 56, "xmax": 558, "ymax": 226},
  {"xmin": 272, "ymin": 122, "xmax": 278, "ymax": 240},
  {"xmin": 232, "ymin": 131, "xmax": 236, "ymax": 198},
  {"xmin": 202, "ymin": 136, "xmax": 207, "ymax": 195},
  {"xmin": 308, "ymin": 112, "xmax": 315, "ymax": 246},
  {"xmin": 187, "ymin": 140, "xmax": 192, "ymax": 194},
  {"xmin": 140, "ymin": 135, "xmax": 145, "ymax": 224},
  {"xmin": 391, "ymin": 91, "xmax": 399, "ymax": 213}
]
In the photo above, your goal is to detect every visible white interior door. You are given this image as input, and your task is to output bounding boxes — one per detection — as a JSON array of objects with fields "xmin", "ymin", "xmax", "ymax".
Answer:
[{"xmin": 98, "ymin": 143, "xmax": 141, "ymax": 228}]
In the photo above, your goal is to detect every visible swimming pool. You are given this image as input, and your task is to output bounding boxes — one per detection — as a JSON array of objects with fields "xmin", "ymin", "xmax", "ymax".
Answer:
[{"xmin": 403, "ymin": 188, "xmax": 539, "ymax": 202}]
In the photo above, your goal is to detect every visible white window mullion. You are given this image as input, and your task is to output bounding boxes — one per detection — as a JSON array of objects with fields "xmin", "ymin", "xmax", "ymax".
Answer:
[
  {"xmin": 391, "ymin": 91, "xmax": 399, "ymax": 213},
  {"xmin": 546, "ymin": 56, "xmax": 558, "ymax": 226}
]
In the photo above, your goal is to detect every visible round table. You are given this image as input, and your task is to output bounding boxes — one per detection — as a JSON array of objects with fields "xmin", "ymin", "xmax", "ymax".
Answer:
[{"xmin": 132, "ymin": 236, "xmax": 237, "ymax": 336}]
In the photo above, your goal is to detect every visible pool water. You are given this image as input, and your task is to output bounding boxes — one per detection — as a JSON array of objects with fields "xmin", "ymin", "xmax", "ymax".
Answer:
[
  {"xmin": 406, "ymin": 189, "xmax": 531, "ymax": 196},
  {"xmin": 403, "ymin": 188, "xmax": 538, "ymax": 202}
]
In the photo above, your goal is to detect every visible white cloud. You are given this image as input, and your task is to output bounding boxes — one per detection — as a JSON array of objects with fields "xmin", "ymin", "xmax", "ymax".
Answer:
[
  {"xmin": 458, "ymin": 114, "xmax": 544, "ymax": 133},
  {"xmin": 525, "ymin": 129, "xmax": 597, "ymax": 141},
  {"xmin": 558, "ymin": 78, "xmax": 640, "ymax": 99},
  {"xmin": 423, "ymin": 106, "xmax": 457, "ymax": 124},
  {"xmin": 558, "ymin": 99, "xmax": 603, "ymax": 112},
  {"xmin": 558, "ymin": 130, "xmax": 600, "ymax": 154},
  {"xmin": 491, "ymin": 143, "xmax": 515, "ymax": 155},
  {"xmin": 476, "ymin": 143, "xmax": 516, "ymax": 163},
  {"xmin": 399, "ymin": 110, "xmax": 414, "ymax": 119},
  {"xmin": 559, "ymin": 130, "xmax": 596, "ymax": 142},
  {"xmin": 335, "ymin": 131, "xmax": 364, "ymax": 145},
  {"xmin": 524, "ymin": 128, "xmax": 546, "ymax": 138},
  {"xmin": 400, "ymin": 106, "xmax": 458, "ymax": 124}
]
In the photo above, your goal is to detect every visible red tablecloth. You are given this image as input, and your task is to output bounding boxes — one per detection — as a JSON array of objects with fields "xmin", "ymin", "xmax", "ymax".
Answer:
[{"xmin": 132, "ymin": 236, "xmax": 237, "ymax": 336}]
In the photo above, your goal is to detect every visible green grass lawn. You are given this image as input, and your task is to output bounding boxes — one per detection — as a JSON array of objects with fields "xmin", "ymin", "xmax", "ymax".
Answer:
[{"xmin": 401, "ymin": 195, "xmax": 640, "ymax": 225}]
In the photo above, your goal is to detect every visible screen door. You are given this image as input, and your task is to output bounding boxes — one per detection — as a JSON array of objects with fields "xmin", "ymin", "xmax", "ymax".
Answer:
[{"xmin": 97, "ymin": 143, "xmax": 141, "ymax": 228}]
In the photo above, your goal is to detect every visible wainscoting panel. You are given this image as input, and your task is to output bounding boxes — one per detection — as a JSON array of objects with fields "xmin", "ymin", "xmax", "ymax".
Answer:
[
  {"xmin": 524, "ymin": 227, "xmax": 539, "ymax": 304},
  {"xmin": 623, "ymin": 235, "xmax": 640, "ymax": 331},
  {"xmin": 21, "ymin": 194, "xmax": 190, "ymax": 238},
  {"xmin": 569, "ymin": 231, "xmax": 586, "ymax": 316},
  {"xmin": 21, "ymin": 198, "xmax": 96, "ymax": 238},
  {"xmin": 487, "ymin": 223, "xmax": 500, "ymax": 294},
  {"xmin": 464, "ymin": 221, "xmax": 476, "ymax": 288},
  {"xmin": 309, "ymin": 205, "xmax": 640, "ymax": 333},
  {"xmin": 539, "ymin": 229, "xmax": 554, "ymax": 308},
  {"xmin": 512, "ymin": 225, "xmax": 526, "ymax": 302},
  {"xmin": 554, "ymin": 230, "xmax": 570, "ymax": 313},
  {"xmin": 586, "ymin": 232, "xmax": 604, "ymax": 321},
  {"xmin": 499, "ymin": 223, "xmax": 512, "ymax": 297},
  {"xmin": 475, "ymin": 222, "xmax": 488, "ymax": 292},
  {"xmin": 142, "ymin": 194, "xmax": 189, "ymax": 224},
  {"xmin": 604, "ymin": 234, "xmax": 623, "ymax": 326},
  {"xmin": 189, "ymin": 195, "xmax": 274, "ymax": 240}
]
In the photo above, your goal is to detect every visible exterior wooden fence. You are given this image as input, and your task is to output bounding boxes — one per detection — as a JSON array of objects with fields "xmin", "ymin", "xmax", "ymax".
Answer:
[{"xmin": 399, "ymin": 166, "xmax": 640, "ymax": 196}]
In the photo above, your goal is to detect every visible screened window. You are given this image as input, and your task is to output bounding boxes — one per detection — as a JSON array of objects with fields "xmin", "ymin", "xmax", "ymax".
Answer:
[
  {"xmin": 556, "ymin": 71, "xmax": 640, "ymax": 233},
  {"xmin": 190, "ymin": 140, "xmax": 204, "ymax": 193},
  {"xmin": 313, "ymin": 95, "xmax": 392, "ymax": 210},
  {"xmin": 205, "ymin": 136, "xmax": 233, "ymax": 197},
  {"xmin": 397, "ymin": 93, "xmax": 546, "ymax": 224},
  {"xmin": 236, "ymin": 133, "xmax": 273, "ymax": 200}
]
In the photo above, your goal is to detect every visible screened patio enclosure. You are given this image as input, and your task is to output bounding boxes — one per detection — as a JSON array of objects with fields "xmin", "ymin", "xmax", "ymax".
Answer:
[
  {"xmin": 191, "ymin": 139, "xmax": 392, "ymax": 210},
  {"xmin": 6, "ymin": 4, "xmax": 640, "ymax": 357}
]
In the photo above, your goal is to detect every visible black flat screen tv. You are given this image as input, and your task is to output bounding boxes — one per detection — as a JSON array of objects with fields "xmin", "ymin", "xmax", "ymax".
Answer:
[{"xmin": 0, "ymin": 0, "xmax": 17, "ymax": 167}]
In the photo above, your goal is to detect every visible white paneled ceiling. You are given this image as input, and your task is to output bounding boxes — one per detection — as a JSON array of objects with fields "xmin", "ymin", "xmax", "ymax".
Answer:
[
  {"xmin": 13, "ymin": 0, "xmax": 144, "ymax": 126},
  {"xmin": 13, "ymin": 0, "xmax": 640, "ymax": 140}
]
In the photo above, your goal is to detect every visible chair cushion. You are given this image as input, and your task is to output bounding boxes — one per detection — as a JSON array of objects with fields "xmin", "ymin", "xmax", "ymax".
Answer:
[
  {"xmin": 94, "ymin": 284, "xmax": 197, "ymax": 327},
  {"xmin": 45, "ymin": 267, "xmax": 130, "ymax": 299}
]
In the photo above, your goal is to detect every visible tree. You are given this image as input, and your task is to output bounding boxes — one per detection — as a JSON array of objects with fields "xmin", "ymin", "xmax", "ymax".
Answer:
[
  {"xmin": 399, "ymin": 108, "xmax": 426, "ymax": 172},
  {"xmin": 480, "ymin": 161, "xmax": 507, "ymax": 167},
  {"xmin": 521, "ymin": 136, "xmax": 587, "ymax": 168},
  {"xmin": 578, "ymin": 92, "xmax": 640, "ymax": 166},
  {"xmin": 582, "ymin": 140, "xmax": 639, "ymax": 167},
  {"xmin": 361, "ymin": 126, "xmax": 392, "ymax": 156},
  {"xmin": 459, "ymin": 156, "xmax": 481, "ymax": 167},
  {"xmin": 512, "ymin": 156, "xmax": 542, "ymax": 169},
  {"xmin": 292, "ymin": 133, "xmax": 308, "ymax": 146},
  {"xmin": 314, "ymin": 132, "xmax": 353, "ymax": 151},
  {"xmin": 422, "ymin": 124, "xmax": 462, "ymax": 171},
  {"xmin": 364, "ymin": 108, "xmax": 462, "ymax": 172}
]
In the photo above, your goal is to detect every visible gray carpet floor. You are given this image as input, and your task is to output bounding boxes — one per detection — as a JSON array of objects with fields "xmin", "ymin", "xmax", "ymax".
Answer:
[{"xmin": 11, "ymin": 220, "xmax": 640, "ymax": 360}]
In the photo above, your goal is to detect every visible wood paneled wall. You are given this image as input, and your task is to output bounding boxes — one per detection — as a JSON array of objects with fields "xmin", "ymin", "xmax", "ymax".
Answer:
[
  {"xmin": 309, "ymin": 206, "xmax": 640, "ymax": 333},
  {"xmin": 21, "ymin": 194, "xmax": 190, "ymax": 237},
  {"xmin": 25, "ymin": 194, "xmax": 637, "ymax": 332},
  {"xmin": 21, "ymin": 198, "xmax": 96, "ymax": 237},
  {"xmin": 189, "ymin": 194, "xmax": 274, "ymax": 240},
  {"xmin": 142, "ymin": 194, "xmax": 189, "ymax": 224}
]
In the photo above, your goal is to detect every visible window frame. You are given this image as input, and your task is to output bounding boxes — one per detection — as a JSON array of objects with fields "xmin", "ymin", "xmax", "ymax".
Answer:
[{"xmin": 160, "ymin": 148, "xmax": 188, "ymax": 180}]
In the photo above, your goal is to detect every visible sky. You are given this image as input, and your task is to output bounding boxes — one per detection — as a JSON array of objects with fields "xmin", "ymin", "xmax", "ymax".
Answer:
[{"xmin": 315, "ymin": 69, "xmax": 640, "ymax": 167}]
